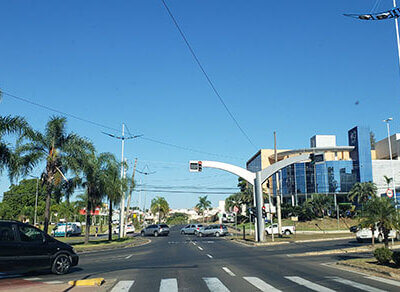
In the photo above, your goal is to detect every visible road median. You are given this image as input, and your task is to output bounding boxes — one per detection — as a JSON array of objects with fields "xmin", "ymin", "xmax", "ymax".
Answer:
[
  {"xmin": 335, "ymin": 258, "xmax": 400, "ymax": 280},
  {"xmin": 71, "ymin": 236, "xmax": 151, "ymax": 253}
]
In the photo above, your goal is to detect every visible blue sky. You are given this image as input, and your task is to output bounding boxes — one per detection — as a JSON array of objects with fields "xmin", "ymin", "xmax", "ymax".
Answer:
[{"xmin": 1, "ymin": 0, "xmax": 400, "ymax": 209}]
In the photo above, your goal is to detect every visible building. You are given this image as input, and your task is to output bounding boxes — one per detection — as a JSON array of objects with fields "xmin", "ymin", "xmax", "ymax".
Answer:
[{"xmin": 246, "ymin": 126, "xmax": 400, "ymax": 206}]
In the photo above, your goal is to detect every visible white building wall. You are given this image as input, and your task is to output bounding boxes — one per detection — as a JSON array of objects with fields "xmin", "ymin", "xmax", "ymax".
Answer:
[
  {"xmin": 310, "ymin": 135, "xmax": 336, "ymax": 148},
  {"xmin": 372, "ymin": 160, "xmax": 400, "ymax": 195},
  {"xmin": 375, "ymin": 133, "xmax": 400, "ymax": 159}
]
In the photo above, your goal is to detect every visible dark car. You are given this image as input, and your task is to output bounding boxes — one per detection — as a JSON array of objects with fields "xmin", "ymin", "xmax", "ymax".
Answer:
[
  {"xmin": 140, "ymin": 224, "xmax": 169, "ymax": 237},
  {"xmin": 0, "ymin": 220, "xmax": 79, "ymax": 275}
]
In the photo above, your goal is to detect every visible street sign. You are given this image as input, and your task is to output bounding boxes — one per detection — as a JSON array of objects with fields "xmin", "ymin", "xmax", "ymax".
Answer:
[{"xmin": 386, "ymin": 188, "xmax": 394, "ymax": 198}]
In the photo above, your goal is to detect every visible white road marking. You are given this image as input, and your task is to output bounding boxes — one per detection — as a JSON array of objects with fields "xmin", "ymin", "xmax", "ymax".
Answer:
[
  {"xmin": 285, "ymin": 276, "xmax": 336, "ymax": 292},
  {"xmin": 43, "ymin": 281, "xmax": 64, "ymax": 284},
  {"xmin": 366, "ymin": 275, "xmax": 400, "ymax": 287},
  {"xmin": 159, "ymin": 278, "xmax": 178, "ymax": 292},
  {"xmin": 198, "ymin": 246, "xmax": 203, "ymax": 250},
  {"xmin": 244, "ymin": 277, "xmax": 281, "ymax": 291},
  {"xmin": 125, "ymin": 254, "xmax": 133, "ymax": 259},
  {"xmin": 222, "ymin": 267, "xmax": 235, "ymax": 276},
  {"xmin": 206, "ymin": 254, "xmax": 213, "ymax": 259},
  {"xmin": 203, "ymin": 277, "xmax": 230, "ymax": 292},
  {"xmin": 111, "ymin": 280, "xmax": 135, "ymax": 292},
  {"xmin": 24, "ymin": 277, "xmax": 41, "ymax": 281},
  {"xmin": 193, "ymin": 242, "xmax": 197, "ymax": 245},
  {"xmin": 329, "ymin": 277, "xmax": 387, "ymax": 292}
]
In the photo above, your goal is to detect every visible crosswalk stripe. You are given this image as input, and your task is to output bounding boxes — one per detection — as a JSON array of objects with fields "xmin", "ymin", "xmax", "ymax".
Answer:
[
  {"xmin": 159, "ymin": 278, "xmax": 178, "ymax": 292},
  {"xmin": 244, "ymin": 277, "xmax": 281, "ymax": 291},
  {"xmin": 366, "ymin": 275, "xmax": 400, "ymax": 287},
  {"xmin": 329, "ymin": 277, "xmax": 386, "ymax": 292},
  {"xmin": 24, "ymin": 277, "xmax": 41, "ymax": 281},
  {"xmin": 203, "ymin": 277, "xmax": 230, "ymax": 292},
  {"xmin": 111, "ymin": 280, "xmax": 135, "ymax": 292},
  {"xmin": 43, "ymin": 281, "xmax": 64, "ymax": 284},
  {"xmin": 285, "ymin": 276, "xmax": 335, "ymax": 292},
  {"xmin": 222, "ymin": 267, "xmax": 235, "ymax": 276}
]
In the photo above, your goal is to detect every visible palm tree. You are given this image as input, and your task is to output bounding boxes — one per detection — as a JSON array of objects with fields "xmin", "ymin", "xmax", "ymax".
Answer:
[
  {"xmin": 383, "ymin": 175, "xmax": 393, "ymax": 189},
  {"xmin": 196, "ymin": 195, "xmax": 212, "ymax": 222},
  {"xmin": 348, "ymin": 182, "xmax": 377, "ymax": 209},
  {"xmin": 77, "ymin": 152, "xmax": 119, "ymax": 244},
  {"xmin": 150, "ymin": 197, "xmax": 169, "ymax": 223},
  {"xmin": 16, "ymin": 116, "xmax": 94, "ymax": 234},
  {"xmin": 0, "ymin": 115, "xmax": 30, "ymax": 180},
  {"xmin": 308, "ymin": 194, "xmax": 333, "ymax": 218},
  {"xmin": 362, "ymin": 197, "xmax": 399, "ymax": 248}
]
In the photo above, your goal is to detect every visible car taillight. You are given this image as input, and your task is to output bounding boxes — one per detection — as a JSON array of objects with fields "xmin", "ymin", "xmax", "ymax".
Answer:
[{"xmin": 197, "ymin": 227, "xmax": 199, "ymax": 230}]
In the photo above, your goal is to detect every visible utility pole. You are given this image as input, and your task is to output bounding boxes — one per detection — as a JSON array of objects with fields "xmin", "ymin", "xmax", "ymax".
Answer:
[
  {"xmin": 274, "ymin": 132, "xmax": 282, "ymax": 237},
  {"xmin": 34, "ymin": 178, "xmax": 39, "ymax": 226},
  {"xmin": 125, "ymin": 158, "xmax": 137, "ymax": 236}
]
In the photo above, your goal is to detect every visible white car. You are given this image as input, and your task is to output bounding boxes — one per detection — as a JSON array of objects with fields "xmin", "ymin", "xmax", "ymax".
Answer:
[
  {"xmin": 113, "ymin": 224, "xmax": 135, "ymax": 234},
  {"xmin": 265, "ymin": 224, "xmax": 295, "ymax": 235},
  {"xmin": 356, "ymin": 228, "xmax": 398, "ymax": 242}
]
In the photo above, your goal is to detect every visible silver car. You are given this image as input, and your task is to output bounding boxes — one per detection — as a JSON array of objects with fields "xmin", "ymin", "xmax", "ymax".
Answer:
[
  {"xmin": 140, "ymin": 224, "xmax": 169, "ymax": 237},
  {"xmin": 197, "ymin": 224, "xmax": 228, "ymax": 237},
  {"xmin": 180, "ymin": 224, "xmax": 204, "ymax": 235}
]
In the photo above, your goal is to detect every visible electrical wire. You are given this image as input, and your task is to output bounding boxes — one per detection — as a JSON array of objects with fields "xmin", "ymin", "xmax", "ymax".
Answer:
[{"xmin": 160, "ymin": 0, "xmax": 257, "ymax": 149}]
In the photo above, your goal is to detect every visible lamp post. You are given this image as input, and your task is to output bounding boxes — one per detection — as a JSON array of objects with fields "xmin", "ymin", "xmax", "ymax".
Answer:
[{"xmin": 383, "ymin": 118, "xmax": 397, "ymax": 208}]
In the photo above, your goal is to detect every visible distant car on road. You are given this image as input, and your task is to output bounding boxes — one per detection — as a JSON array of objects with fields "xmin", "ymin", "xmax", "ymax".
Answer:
[
  {"xmin": 180, "ymin": 224, "xmax": 203, "ymax": 235},
  {"xmin": 51, "ymin": 223, "xmax": 81, "ymax": 237},
  {"xmin": 356, "ymin": 227, "xmax": 399, "ymax": 242},
  {"xmin": 113, "ymin": 224, "xmax": 135, "ymax": 235},
  {"xmin": 0, "ymin": 220, "xmax": 79, "ymax": 275},
  {"xmin": 265, "ymin": 224, "xmax": 295, "ymax": 235},
  {"xmin": 141, "ymin": 224, "xmax": 169, "ymax": 237},
  {"xmin": 197, "ymin": 224, "xmax": 228, "ymax": 237}
]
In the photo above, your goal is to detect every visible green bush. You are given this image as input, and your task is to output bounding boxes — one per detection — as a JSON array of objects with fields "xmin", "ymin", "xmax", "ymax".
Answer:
[
  {"xmin": 374, "ymin": 247, "xmax": 393, "ymax": 265},
  {"xmin": 392, "ymin": 251, "xmax": 400, "ymax": 266}
]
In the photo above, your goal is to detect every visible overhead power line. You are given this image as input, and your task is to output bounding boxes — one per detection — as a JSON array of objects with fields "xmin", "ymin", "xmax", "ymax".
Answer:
[{"xmin": 160, "ymin": 0, "xmax": 257, "ymax": 149}]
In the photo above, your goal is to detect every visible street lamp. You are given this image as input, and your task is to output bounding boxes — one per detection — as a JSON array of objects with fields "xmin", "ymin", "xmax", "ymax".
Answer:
[{"xmin": 383, "ymin": 118, "xmax": 397, "ymax": 207}]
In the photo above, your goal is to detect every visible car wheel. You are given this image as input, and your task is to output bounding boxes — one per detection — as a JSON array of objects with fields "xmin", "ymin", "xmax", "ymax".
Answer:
[
  {"xmin": 199, "ymin": 232, "xmax": 203, "ymax": 237},
  {"xmin": 51, "ymin": 254, "xmax": 71, "ymax": 275},
  {"xmin": 154, "ymin": 231, "xmax": 159, "ymax": 237},
  {"xmin": 181, "ymin": 230, "xmax": 185, "ymax": 235},
  {"xmin": 141, "ymin": 231, "xmax": 145, "ymax": 237},
  {"xmin": 284, "ymin": 230, "xmax": 291, "ymax": 235},
  {"xmin": 215, "ymin": 232, "xmax": 220, "ymax": 237},
  {"xmin": 266, "ymin": 231, "xmax": 269, "ymax": 235},
  {"xmin": 378, "ymin": 234, "xmax": 383, "ymax": 243}
]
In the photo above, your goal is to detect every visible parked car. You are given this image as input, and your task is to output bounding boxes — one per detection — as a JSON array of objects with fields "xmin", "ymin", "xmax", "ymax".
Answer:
[
  {"xmin": 265, "ymin": 224, "xmax": 295, "ymax": 235},
  {"xmin": 356, "ymin": 227, "xmax": 399, "ymax": 242},
  {"xmin": 349, "ymin": 225, "xmax": 360, "ymax": 233},
  {"xmin": 180, "ymin": 224, "xmax": 203, "ymax": 235},
  {"xmin": 113, "ymin": 224, "xmax": 135, "ymax": 234},
  {"xmin": 0, "ymin": 220, "xmax": 79, "ymax": 275},
  {"xmin": 197, "ymin": 224, "xmax": 228, "ymax": 237},
  {"xmin": 51, "ymin": 223, "xmax": 81, "ymax": 237},
  {"xmin": 221, "ymin": 213, "xmax": 235, "ymax": 223},
  {"xmin": 140, "ymin": 224, "xmax": 169, "ymax": 237}
]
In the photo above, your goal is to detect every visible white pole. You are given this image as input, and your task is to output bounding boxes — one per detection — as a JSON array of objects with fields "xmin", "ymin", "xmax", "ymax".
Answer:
[
  {"xmin": 393, "ymin": 0, "xmax": 400, "ymax": 68},
  {"xmin": 34, "ymin": 178, "xmax": 39, "ymax": 226},
  {"xmin": 119, "ymin": 123, "xmax": 126, "ymax": 238},
  {"xmin": 385, "ymin": 119, "xmax": 397, "ymax": 207}
]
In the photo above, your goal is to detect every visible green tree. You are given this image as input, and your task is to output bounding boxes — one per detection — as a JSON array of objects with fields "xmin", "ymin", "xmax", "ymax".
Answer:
[
  {"xmin": 383, "ymin": 175, "xmax": 393, "ymax": 189},
  {"xmin": 196, "ymin": 195, "xmax": 212, "ymax": 222},
  {"xmin": 359, "ymin": 198, "xmax": 381, "ymax": 246},
  {"xmin": 307, "ymin": 194, "xmax": 333, "ymax": 218},
  {"xmin": 150, "ymin": 196, "xmax": 169, "ymax": 223},
  {"xmin": 167, "ymin": 212, "xmax": 188, "ymax": 225},
  {"xmin": 16, "ymin": 116, "xmax": 94, "ymax": 234},
  {"xmin": 0, "ymin": 114, "xmax": 31, "ymax": 180},
  {"xmin": 348, "ymin": 182, "xmax": 377, "ymax": 208}
]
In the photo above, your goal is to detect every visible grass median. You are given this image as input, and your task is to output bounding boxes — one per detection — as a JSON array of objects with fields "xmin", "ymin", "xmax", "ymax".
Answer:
[
  {"xmin": 57, "ymin": 236, "xmax": 149, "ymax": 252},
  {"xmin": 337, "ymin": 257, "xmax": 400, "ymax": 279}
]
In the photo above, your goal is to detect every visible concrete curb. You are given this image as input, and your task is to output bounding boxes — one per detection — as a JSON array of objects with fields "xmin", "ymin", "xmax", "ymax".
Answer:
[
  {"xmin": 228, "ymin": 236, "xmax": 354, "ymax": 247},
  {"xmin": 336, "ymin": 261, "xmax": 400, "ymax": 280}
]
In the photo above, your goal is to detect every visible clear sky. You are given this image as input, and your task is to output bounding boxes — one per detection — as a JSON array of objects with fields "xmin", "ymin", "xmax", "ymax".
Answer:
[{"xmin": 1, "ymin": 0, "xmax": 400, "ymax": 209}]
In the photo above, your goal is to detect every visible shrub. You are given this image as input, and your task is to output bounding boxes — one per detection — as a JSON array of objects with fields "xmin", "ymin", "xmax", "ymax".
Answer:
[
  {"xmin": 374, "ymin": 247, "xmax": 393, "ymax": 265},
  {"xmin": 392, "ymin": 251, "xmax": 400, "ymax": 266}
]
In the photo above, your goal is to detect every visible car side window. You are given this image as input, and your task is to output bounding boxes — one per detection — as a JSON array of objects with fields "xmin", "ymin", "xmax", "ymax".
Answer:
[
  {"xmin": 18, "ymin": 225, "xmax": 44, "ymax": 242},
  {"xmin": 0, "ymin": 224, "xmax": 15, "ymax": 242}
]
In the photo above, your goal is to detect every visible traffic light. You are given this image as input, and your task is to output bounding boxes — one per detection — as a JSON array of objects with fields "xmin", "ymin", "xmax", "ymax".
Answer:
[
  {"xmin": 262, "ymin": 206, "xmax": 267, "ymax": 218},
  {"xmin": 198, "ymin": 161, "xmax": 202, "ymax": 172}
]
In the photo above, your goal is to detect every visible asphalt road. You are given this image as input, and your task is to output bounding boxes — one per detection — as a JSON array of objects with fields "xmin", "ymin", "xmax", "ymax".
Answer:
[{"xmin": 3, "ymin": 225, "xmax": 400, "ymax": 291}]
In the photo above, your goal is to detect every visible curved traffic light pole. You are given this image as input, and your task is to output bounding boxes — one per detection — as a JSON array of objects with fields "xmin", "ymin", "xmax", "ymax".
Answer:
[{"xmin": 190, "ymin": 154, "xmax": 310, "ymax": 242}]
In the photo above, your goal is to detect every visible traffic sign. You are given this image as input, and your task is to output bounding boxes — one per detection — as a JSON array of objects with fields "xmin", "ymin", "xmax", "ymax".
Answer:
[{"xmin": 386, "ymin": 188, "xmax": 394, "ymax": 198}]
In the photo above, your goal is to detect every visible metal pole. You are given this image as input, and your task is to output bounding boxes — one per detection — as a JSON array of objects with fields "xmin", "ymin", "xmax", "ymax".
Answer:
[
  {"xmin": 385, "ymin": 118, "xmax": 397, "ymax": 208},
  {"xmin": 34, "ymin": 178, "xmax": 39, "ymax": 226},
  {"xmin": 393, "ymin": 0, "xmax": 400, "ymax": 69},
  {"xmin": 252, "ymin": 184, "xmax": 259, "ymax": 242},
  {"xmin": 255, "ymin": 172, "xmax": 265, "ymax": 242},
  {"xmin": 267, "ymin": 187, "xmax": 274, "ymax": 242},
  {"xmin": 274, "ymin": 131, "xmax": 282, "ymax": 236},
  {"xmin": 119, "ymin": 123, "xmax": 125, "ymax": 238}
]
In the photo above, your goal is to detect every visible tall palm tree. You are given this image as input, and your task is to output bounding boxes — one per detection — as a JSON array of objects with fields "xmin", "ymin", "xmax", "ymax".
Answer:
[
  {"xmin": 0, "ymin": 115, "xmax": 30, "ymax": 180},
  {"xmin": 150, "ymin": 197, "xmax": 169, "ymax": 223},
  {"xmin": 77, "ymin": 152, "xmax": 118, "ymax": 244},
  {"xmin": 16, "ymin": 116, "xmax": 94, "ymax": 234},
  {"xmin": 348, "ymin": 182, "xmax": 377, "ymax": 206},
  {"xmin": 196, "ymin": 195, "xmax": 212, "ymax": 222}
]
